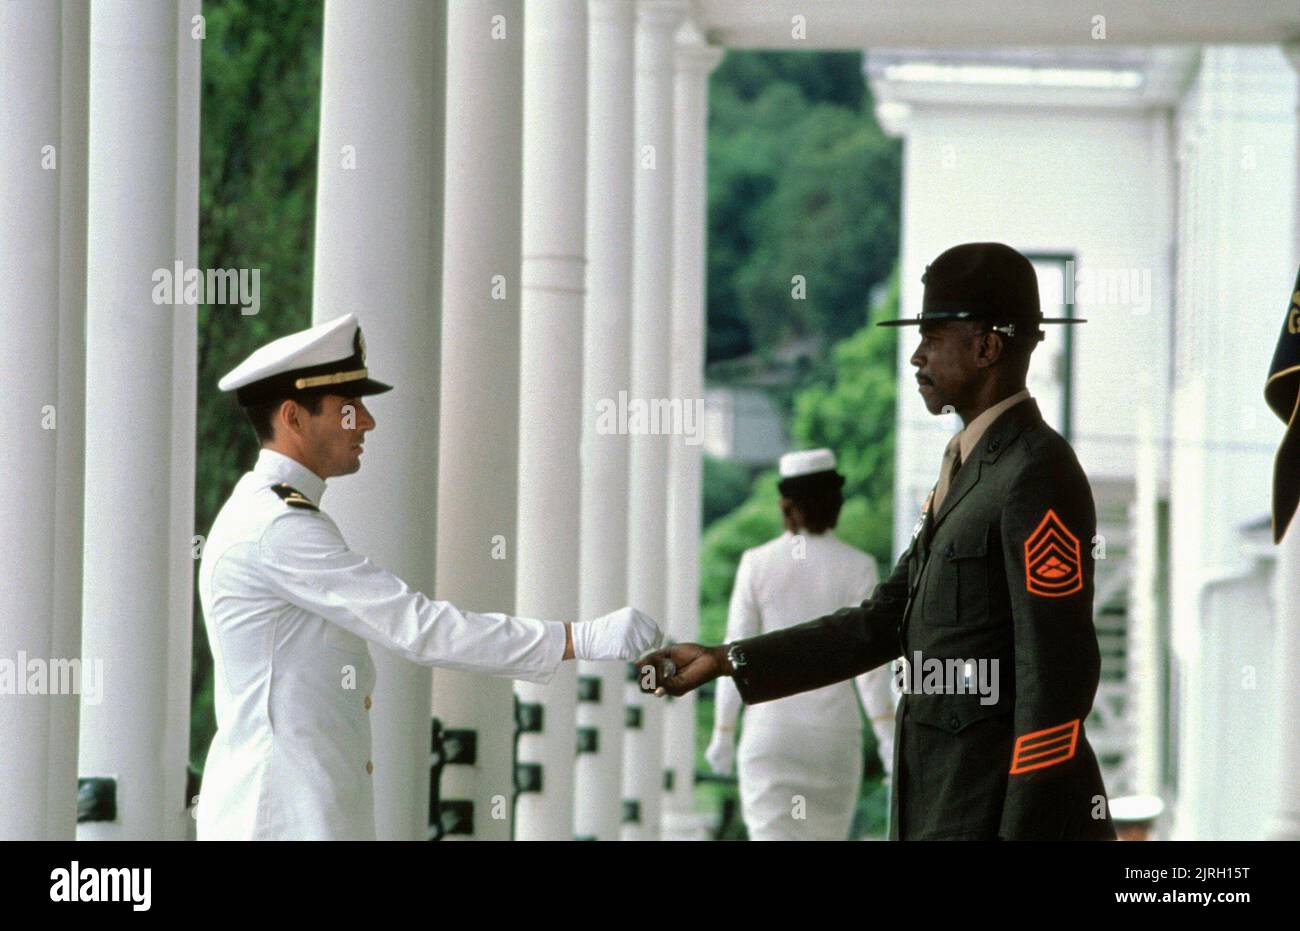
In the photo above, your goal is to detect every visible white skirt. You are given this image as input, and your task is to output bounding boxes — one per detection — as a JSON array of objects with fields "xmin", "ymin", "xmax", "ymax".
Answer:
[{"xmin": 737, "ymin": 722, "xmax": 863, "ymax": 841}]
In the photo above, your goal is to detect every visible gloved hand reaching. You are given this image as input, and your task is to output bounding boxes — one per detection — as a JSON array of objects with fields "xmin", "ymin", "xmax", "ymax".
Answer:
[{"xmin": 570, "ymin": 606, "xmax": 663, "ymax": 662}]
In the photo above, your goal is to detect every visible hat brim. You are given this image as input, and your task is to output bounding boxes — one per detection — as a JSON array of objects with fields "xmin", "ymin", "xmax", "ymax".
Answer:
[
  {"xmin": 876, "ymin": 315, "xmax": 1087, "ymax": 327},
  {"xmin": 341, "ymin": 377, "xmax": 393, "ymax": 397},
  {"xmin": 293, "ymin": 376, "xmax": 393, "ymax": 399},
  {"xmin": 234, "ymin": 372, "xmax": 394, "ymax": 407},
  {"xmin": 778, "ymin": 470, "xmax": 844, "ymax": 498}
]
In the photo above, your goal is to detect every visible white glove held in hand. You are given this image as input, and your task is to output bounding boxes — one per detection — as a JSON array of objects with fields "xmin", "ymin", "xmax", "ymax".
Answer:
[
  {"xmin": 705, "ymin": 730, "xmax": 735, "ymax": 775},
  {"xmin": 571, "ymin": 606, "xmax": 663, "ymax": 662}
]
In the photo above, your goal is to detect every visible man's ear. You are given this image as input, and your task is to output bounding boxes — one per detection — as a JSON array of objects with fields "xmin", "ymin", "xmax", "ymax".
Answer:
[
  {"xmin": 276, "ymin": 398, "xmax": 303, "ymax": 438},
  {"xmin": 976, "ymin": 329, "xmax": 1005, "ymax": 368}
]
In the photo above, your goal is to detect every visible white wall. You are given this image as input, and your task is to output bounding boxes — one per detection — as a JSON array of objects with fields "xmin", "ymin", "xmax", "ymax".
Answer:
[{"xmin": 1167, "ymin": 45, "xmax": 1297, "ymax": 839}]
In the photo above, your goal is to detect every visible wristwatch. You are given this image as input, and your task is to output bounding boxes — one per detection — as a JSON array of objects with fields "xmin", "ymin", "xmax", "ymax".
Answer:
[{"xmin": 725, "ymin": 643, "xmax": 748, "ymax": 676}]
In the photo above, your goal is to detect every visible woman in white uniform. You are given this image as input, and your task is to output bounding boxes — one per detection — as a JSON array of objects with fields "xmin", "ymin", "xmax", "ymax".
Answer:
[{"xmin": 707, "ymin": 449, "xmax": 898, "ymax": 840}]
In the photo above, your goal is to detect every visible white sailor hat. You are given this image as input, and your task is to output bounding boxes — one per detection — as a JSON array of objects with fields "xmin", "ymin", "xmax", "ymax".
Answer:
[
  {"xmin": 218, "ymin": 313, "xmax": 392, "ymax": 407},
  {"xmin": 777, "ymin": 448, "xmax": 844, "ymax": 497},
  {"xmin": 780, "ymin": 448, "xmax": 837, "ymax": 478},
  {"xmin": 1108, "ymin": 794, "xmax": 1164, "ymax": 824}
]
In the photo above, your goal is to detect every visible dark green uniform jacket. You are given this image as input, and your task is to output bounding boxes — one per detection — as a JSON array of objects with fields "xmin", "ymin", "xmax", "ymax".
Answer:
[{"xmin": 731, "ymin": 398, "xmax": 1116, "ymax": 840}]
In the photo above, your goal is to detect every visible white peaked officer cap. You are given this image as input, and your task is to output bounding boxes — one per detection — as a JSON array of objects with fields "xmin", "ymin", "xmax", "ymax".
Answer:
[
  {"xmin": 777, "ymin": 448, "xmax": 844, "ymax": 497},
  {"xmin": 218, "ymin": 313, "xmax": 393, "ymax": 407}
]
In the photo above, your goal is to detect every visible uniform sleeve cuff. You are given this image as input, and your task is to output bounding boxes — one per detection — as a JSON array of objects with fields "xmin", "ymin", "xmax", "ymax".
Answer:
[
  {"xmin": 731, "ymin": 663, "xmax": 758, "ymax": 703},
  {"xmin": 517, "ymin": 620, "xmax": 569, "ymax": 685}
]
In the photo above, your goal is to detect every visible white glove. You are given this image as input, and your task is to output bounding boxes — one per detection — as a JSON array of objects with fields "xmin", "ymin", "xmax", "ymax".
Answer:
[
  {"xmin": 571, "ymin": 606, "xmax": 662, "ymax": 662},
  {"xmin": 705, "ymin": 729, "xmax": 735, "ymax": 775}
]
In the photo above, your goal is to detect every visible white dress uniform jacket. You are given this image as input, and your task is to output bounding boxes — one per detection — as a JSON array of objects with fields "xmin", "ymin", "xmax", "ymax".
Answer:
[
  {"xmin": 715, "ymin": 530, "xmax": 897, "ymax": 840},
  {"xmin": 196, "ymin": 449, "xmax": 567, "ymax": 840}
]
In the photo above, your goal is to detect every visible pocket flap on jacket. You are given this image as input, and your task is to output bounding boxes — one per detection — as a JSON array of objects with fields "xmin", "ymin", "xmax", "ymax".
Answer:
[
  {"xmin": 905, "ymin": 691, "xmax": 1009, "ymax": 733},
  {"xmin": 941, "ymin": 527, "xmax": 989, "ymax": 560}
]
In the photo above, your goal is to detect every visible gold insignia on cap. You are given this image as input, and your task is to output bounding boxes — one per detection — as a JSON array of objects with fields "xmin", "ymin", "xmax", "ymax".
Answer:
[{"xmin": 294, "ymin": 368, "xmax": 369, "ymax": 390}]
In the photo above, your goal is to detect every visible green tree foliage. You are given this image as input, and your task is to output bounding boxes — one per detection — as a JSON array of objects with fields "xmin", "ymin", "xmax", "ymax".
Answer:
[
  {"xmin": 694, "ymin": 277, "xmax": 901, "ymax": 836},
  {"xmin": 191, "ymin": 0, "xmax": 323, "ymax": 765},
  {"xmin": 699, "ymin": 472, "xmax": 784, "ymax": 642},
  {"xmin": 702, "ymin": 455, "xmax": 754, "ymax": 527},
  {"xmin": 698, "ymin": 269, "xmax": 900, "ymax": 641},
  {"xmin": 707, "ymin": 51, "xmax": 900, "ymax": 363},
  {"xmin": 712, "ymin": 50, "xmax": 867, "ymax": 111},
  {"xmin": 791, "ymin": 268, "xmax": 900, "ymax": 567},
  {"xmin": 738, "ymin": 107, "xmax": 900, "ymax": 347}
]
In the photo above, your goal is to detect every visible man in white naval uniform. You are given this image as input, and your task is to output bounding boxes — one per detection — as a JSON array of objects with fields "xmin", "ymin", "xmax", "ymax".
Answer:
[
  {"xmin": 197, "ymin": 314, "xmax": 661, "ymax": 840},
  {"xmin": 706, "ymin": 449, "xmax": 897, "ymax": 840}
]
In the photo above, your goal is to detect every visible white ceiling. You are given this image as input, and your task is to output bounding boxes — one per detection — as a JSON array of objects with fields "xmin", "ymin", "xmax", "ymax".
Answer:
[
  {"xmin": 693, "ymin": 0, "xmax": 1300, "ymax": 49},
  {"xmin": 866, "ymin": 46, "xmax": 1202, "ymax": 111}
]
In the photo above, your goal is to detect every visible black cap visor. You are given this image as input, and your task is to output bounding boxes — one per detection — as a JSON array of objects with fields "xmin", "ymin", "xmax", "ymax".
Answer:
[
  {"xmin": 235, "ymin": 368, "xmax": 392, "ymax": 407},
  {"xmin": 877, "ymin": 312, "xmax": 1086, "ymax": 327}
]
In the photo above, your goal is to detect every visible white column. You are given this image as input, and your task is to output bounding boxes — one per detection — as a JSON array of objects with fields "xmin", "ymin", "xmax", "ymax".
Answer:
[
  {"xmin": 1128, "ymin": 110, "xmax": 1175, "ymax": 804},
  {"xmin": 661, "ymin": 34, "xmax": 721, "ymax": 841},
  {"xmin": 1130, "ymin": 400, "xmax": 1168, "ymax": 802},
  {"xmin": 0, "ymin": 0, "xmax": 66, "ymax": 841},
  {"xmin": 623, "ymin": 0, "xmax": 687, "ymax": 841},
  {"xmin": 1270, "ymin": 530, "xmax": 1300, "ymax": 841},
  {"xmin": 1290, "ymin": 44, "xmax": 1300, "ymax": 251},
  {"xmin": 514, "ymin": 0, "xmax": 587, "ymax": 841},
  {"xmin": 167, "ymin": 0, "xmax": 201, "ymax": 841},
  {"xmin": 79, "ymin": 0, "xmax": 195, "ymax": 840},
  {"xmin": 574, "ymin": 0, "xmax": 637, "ymax": 842},
  {"xmin": 312, "ymin": 0, "xmax": 446, "ymax": 841},
  {"xmin": 433, "ymin": 0, "xmax": 524, "ymax": 842},
  {"xmin": 47, "ymin": 0, "xmax": 91, "ymax": 840},
  {"xmin": 1268, "ymin": 43, "xmax": 1300, "ymax": 842}
]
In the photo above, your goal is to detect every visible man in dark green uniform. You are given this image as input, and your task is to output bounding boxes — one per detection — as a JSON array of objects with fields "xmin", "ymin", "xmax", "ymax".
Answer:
[{"xmin": 640, "ymin": 242, "xmax": 1116, "ymax": 840}]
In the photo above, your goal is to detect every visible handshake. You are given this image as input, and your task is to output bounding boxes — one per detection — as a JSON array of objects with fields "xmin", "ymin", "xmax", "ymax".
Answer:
[
  {"xmin": 569, "ymin": 610, "xmax": 733, "ymax": 702},
  {"xmin": 568, "ymin": 606, "xmax": 665, "ymax": 662},
  {"xmin": 634, "ymin": 642, "xmax": 733, "ymax": 697}
]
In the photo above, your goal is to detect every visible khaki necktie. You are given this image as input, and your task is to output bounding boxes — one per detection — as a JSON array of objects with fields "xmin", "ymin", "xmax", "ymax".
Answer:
[{"xmin": 931, "ymin": 433, "xmax": 963, "ymax": 514}]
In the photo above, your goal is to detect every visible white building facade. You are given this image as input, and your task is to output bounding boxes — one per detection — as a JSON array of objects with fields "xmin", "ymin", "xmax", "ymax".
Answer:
[{"xmin": 2, "ymin": 0, "xmax": 1298, "ymax": 841}]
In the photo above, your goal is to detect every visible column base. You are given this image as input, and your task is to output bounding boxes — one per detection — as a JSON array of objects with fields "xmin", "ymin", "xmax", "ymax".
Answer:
[{"xmin": 660, "ymin": 808, "xmax": 713, "ymax": 841}]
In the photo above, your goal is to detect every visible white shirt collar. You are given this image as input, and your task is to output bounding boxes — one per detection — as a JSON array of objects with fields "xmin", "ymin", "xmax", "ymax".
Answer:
[{"xmin": 253, "ymin": 448, "xmax": 327, "ymax": 506}]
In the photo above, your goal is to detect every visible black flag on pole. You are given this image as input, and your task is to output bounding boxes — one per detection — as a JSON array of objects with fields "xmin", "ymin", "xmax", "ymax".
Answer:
[{"xmin": 1265, "ymin": 264, "xmax": 1300, "ymax": 543}]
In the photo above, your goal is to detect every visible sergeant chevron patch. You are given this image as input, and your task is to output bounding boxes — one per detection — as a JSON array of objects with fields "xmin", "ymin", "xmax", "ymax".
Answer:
[
  {"xmin": 1010, "ymin": 718, "xmax": 1080, "ymax": 774},
  {"xmin": 1023, "ymin": 509, "xmax": 1082, "ymax": 597}
]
